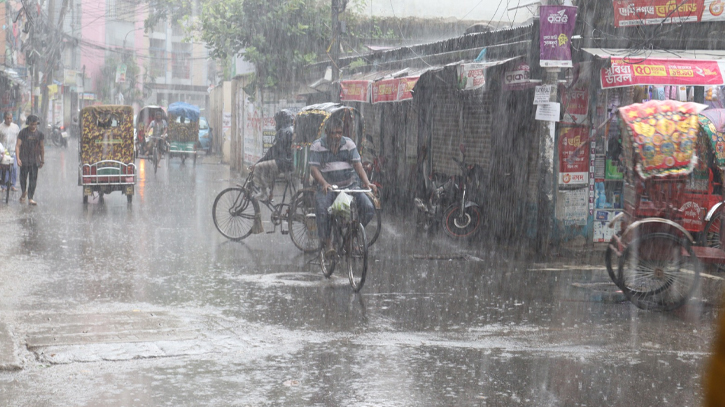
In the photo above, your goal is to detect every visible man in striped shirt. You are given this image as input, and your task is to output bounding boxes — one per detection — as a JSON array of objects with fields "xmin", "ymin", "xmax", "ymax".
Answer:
[{"xmin": 309, "ymin": 118, "xmax": 377, "ymax": 255}]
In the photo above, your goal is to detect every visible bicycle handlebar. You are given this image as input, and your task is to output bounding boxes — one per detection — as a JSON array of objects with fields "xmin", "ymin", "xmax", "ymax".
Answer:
[{"xmin": 330, "ymin": 186, "xmax": 371, "ymax": 193}]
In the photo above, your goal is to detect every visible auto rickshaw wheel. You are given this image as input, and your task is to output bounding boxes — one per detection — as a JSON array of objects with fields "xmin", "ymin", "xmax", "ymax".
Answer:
[
  {"xmin": 127, "ymin": 194, "xmax": 132, "ymax": 203},
  {"xmin": 83, "ymin": 195, "xmax": 88, "ymax": 204},
  {"xmin": 181, "ymin": 155, "xmax": 186, "ymax": 164},
  {"xmin": 193, "ymin": 153, "xmax": 197, "ymax": 166}
]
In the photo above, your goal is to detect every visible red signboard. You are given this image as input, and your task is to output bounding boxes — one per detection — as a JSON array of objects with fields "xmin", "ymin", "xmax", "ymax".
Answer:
[
  {"xmin": 613, "ymin": 0, "xmax": 702, "ymax": 27},
  {"xmin": 396, "ymin": 77, "xmax": 419, "ymax": 101},
  {"xmin": 340, "ymin": 80, "xmax": 371, "ymax": 103},
  {"xmin": 560, "ymin": 81, "xmax": 589, "ymax": 125},
  {"xmin": 559, "ymin": 126, "xmax": 590, "ymax": 185},
  {"xmin": 601, "ymin": 57, "xmax": 725, "ymax": 88},
  {"xmin": 371, "ymin": 79, "xmax": 399, "ymax": 103}
]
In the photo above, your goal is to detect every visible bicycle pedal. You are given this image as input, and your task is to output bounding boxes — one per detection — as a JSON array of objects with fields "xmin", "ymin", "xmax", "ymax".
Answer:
[
  {"xmin": 281, "ymin": 230, "xmax": 289, "ymax": 235},
  {"xmin": 266, "ymin": 230, "xmax": 276, "ymax": 234}
]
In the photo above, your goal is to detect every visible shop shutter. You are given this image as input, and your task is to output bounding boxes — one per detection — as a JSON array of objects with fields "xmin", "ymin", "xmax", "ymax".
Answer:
[
  {"xmin": 431, "ymin": 90, "xmax": 461, "ymax": 176},
  {"xmin": 461, "ymin": 91, "xmax": 493, "ymax": 173}
]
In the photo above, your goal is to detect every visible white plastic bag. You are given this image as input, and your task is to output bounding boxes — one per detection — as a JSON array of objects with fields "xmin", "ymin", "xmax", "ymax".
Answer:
[{"xmin": 329, "ymin": 191, "xmax": 353, "ymax": 218}]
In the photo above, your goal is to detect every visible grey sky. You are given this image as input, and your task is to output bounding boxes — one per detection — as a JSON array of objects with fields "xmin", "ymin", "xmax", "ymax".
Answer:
[{"xmin": 361, "ymin": 0, "xmax": 536, "ymax": 22}]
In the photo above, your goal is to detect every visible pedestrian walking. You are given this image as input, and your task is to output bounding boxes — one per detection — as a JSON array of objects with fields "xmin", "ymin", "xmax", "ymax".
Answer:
[
  {"xmin": 15, "ymin": 115, "xmax": 44, "ymax": 205},
  {"xmin": 0, "ymin": 112, "xmax": 20, "ymax": 192}
]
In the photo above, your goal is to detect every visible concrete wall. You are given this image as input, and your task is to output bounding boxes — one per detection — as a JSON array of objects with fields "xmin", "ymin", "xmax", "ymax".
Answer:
[{"xmin": 80, "ymin": 0, "xmax": 107, "ymax": 91}]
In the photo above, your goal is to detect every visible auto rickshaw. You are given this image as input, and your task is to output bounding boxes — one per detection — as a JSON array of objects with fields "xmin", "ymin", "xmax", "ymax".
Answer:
[
  {"xmin": 167, "ymin": 102, "xmax": 201, "ymax": 165},
  {"xmin": 78, "ymin": 105, "xmax": 136, "ymax": 203},
  {"xmin": 135, "ymin": 105, "xmax": 166, "ymax": 158},
  {"xmin": 288, "ymin": 103, "xmax": 381, "ymax": 250}
]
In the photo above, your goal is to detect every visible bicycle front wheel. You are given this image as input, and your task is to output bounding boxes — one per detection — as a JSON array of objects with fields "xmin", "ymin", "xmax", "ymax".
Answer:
[
  {"xmin": 288, "ymin": 189, "xmax": 320, "ymax": 253},
  {"xmin": 346, "ymin": 222, "xmax": 368, "ymax": 292},
  {"xmin": 153, "ymin": 146, "xmax": 159, "ymax": 174},
  {"xmin": 212, "ymin": 187, "xmax": 260, "ymax": 241}
]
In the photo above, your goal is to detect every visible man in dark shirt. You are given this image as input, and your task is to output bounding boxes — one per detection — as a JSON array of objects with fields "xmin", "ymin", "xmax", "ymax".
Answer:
[
  {"xmin": 309, "ymin": 117, "xmax": 376, "ymax": 255},
  {"xmin": 15, "ymin": 114, "xmax": 45, "ymax": 205},
  {"xmin": 250, "ymin": 109, "xmax": 295, "ymax": 201}
]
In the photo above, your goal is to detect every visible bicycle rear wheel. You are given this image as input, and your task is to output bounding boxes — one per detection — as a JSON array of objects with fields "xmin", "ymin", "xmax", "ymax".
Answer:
[
  {"xmin": 618, "ymin": 232, "xmax": 701, "ymax": 311},
  {"xmin": 346, "ymin": 222, "xmax": 368, "ymax": 292},
  {"xmin": 288, "ymin": 189, "xmax": 320, "ymax": 253},
  {"xmin": 212, "ymin": 187, "xmax": 259, "ymax": 241}
]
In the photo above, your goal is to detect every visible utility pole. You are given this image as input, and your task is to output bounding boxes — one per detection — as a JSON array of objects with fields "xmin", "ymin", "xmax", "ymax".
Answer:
[
  {"xmin": 39, "ymin": 0, "xmax": 69, "ymax": 128},
  {"xmin": 330, "ymin": 0, "xmax": 347, "ymax": 102}
]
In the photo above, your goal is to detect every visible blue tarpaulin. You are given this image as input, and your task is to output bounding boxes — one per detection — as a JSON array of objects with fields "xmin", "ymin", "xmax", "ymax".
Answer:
[{"xmin": 168, "ymin": 102, "xmax": 200, "ymax": 122}]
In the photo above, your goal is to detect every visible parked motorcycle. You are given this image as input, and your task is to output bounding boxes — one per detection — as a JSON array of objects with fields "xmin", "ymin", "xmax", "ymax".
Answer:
[
  {"xmin": 414, "ymin": 144, "xmax": 483, "ymax": 239},
  {"xmin": 49, "ymin": 121, "xmax": 68, "ymax": 148}
]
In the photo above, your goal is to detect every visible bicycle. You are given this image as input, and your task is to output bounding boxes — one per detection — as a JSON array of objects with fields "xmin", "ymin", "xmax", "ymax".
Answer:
[
  {"xmin": 319, "ymin": 186, "xmax": 370, "ymax": 292},
  {"xmin": 213, "ymin": 169, "xmax": 318, "ymax": 250},
  {"xmin": 146, "ymin": 135, "xmax": 168, "ymax": 175}
]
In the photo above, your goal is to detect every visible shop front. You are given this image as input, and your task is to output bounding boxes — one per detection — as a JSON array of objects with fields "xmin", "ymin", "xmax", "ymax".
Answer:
[{"xmin": 582, "ymin": 48, "xmax": 725, "ymax": 243}]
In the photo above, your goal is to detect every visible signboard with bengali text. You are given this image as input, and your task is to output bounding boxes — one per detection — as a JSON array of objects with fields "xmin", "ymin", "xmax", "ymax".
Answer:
[
  {"xmin": 612, "ymin": 0, "xmax": 725, "ymax": 27},
  {"xmin": 601, "ymin": 57, "xmax": 725, "ymax": 88},
  {"xmin": 371, "ymin": 79, "xmax": 399, "ymax": 103},
  {"xmin": 559, "ymin": 126, "xmax": 590, "ymax": 185}
]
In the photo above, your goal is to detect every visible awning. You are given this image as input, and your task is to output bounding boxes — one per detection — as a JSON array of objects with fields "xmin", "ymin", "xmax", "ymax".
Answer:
[{"xmin": 583, "ymin": 48, "xmax": 725, "ymax": 89}]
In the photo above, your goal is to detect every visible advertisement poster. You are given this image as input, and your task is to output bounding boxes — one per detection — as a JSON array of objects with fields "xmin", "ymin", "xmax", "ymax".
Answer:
[
  {"xmin": 503, "ymin": 63, "xmax": 534, "ymax": 91},
  {"xmin": 371, "ymin": 79, "xmax": 398, "ymax": 103},
  {"xmin": 535, "ymin": 102, "xmax": 561, "ymax": 122},
  {"xmin": 457, "ymin": 63, "xmax": 486, "ymax": 90},
  {"xmin": 613, "ymin": 0, "xmax": 718, "ymax": 27},
  {"xmin": 560, "ymin": 82, "xmax": 590, "ymax": 125},
  {"xmin": 593, "ymin": 210, "xmax": 623, "ymax": 242},
  {"xmin": 534, "ymin": 85, "xmax": 553, "ymax": 104},
  {"xmin": 397, "ymin": 76, "xmax": 419, "ymax": 101},
  {"xmin": 558, "ymin": 188, "xmax": 588, "ymax": 226},
  {"xmin": 601, "ymin": 57, "xmax": 725, "ymax": 88},
  {"xmin": 340, "ymin": 80, "xmax": 371, "ymax": 102},
  {"xmin": 539, "ymin": 6, "xmax": 577, "ymax": 68},
  {"xmin": 559, "ymin": 126, "xmax": 590, "ymax": 185}
]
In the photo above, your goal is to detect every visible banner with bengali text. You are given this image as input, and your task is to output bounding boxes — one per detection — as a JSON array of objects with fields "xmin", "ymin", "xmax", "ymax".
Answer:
[
  {"xmin": 601, "ymin": 57, "xmax": 725, "ymax": 88},
  {"xmin": 340, "ymin": 80, "xmax": 371, "ymax": 103},
  {"xmin": 613, "ymin": 0, "xmax": 725, "ymax": 27}
]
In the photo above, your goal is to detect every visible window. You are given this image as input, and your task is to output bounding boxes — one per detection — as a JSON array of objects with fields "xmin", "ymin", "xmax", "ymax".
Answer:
[
  {"xmin": 172, "ymin": 42, "xmax": 191, "ymax": 79},
  {"xmin": 108, "ymin": 0, "xmax": 135, "ymax": 22},
  {"xmin": 149, "ymin": 39, "xmax": 167, "ymax": 77}
]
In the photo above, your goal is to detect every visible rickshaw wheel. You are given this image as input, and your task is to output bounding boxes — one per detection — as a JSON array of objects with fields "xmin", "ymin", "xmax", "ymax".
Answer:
[
  {"xmin": 127, "ymin": 194, "xmax": 132, "ymax": 203},
  {"xmin": 193, "ymin": 153, "xmax": 197, "ymax": 166},
  {"xmin": 617, "ymin": 232, "xmax": 701, "ymax": 311},
  {"xmin": 83, "ymin": 195, "xmax": 88, "ymax": 204},
  {"xmin": 701, "ymin": 212, "xmax": 725, "ymax": 272},
  {"xmin": 605, "ymin": 235, "xmax": 624, "ymax": 290},
  {"xmin": 288, "ymin": 189, "xmax": 320, "ymax": 253},
  {"xmin": 181, "ymin": 155, "xmax": 186, "ymax": 164}
]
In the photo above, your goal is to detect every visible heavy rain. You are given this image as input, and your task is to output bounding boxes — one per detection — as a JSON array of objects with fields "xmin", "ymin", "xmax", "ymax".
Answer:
[{"xmin": 0, "ymin": 0, "xmax": 724, "ymax": 406}]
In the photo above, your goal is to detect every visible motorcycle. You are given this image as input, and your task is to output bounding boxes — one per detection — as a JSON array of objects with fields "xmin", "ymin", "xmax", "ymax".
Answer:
[
  {"xmin": 414, "ymin": 144, "xmax": 483, "ymax": 240},
  {"xmin": 49, "ymin": 121, "xmax": 68, "ymax": 148}
]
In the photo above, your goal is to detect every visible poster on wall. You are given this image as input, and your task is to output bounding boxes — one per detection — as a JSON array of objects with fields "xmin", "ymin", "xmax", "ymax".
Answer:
[
  {"xmin": 503, "ymin": 63, "xmax": 534, "ymax": 91},
  {"xmin": 371, "ymin": 79, "xmax": 398, "ymax": 103},
  {"xmin": 340, "ymin": 80, "xmax": 371, "ymax": 102},
  {"xmin": 457, "ymin": 63, "xmax": 486, "ymax": 90},
  {"xmin": 560, "ymin": 82, "xmax": 590, "ymax": 125},
  {"xmin": 558, "ymin": 188, "xmax": 589, "ymax": 226},
  {"xmin": 539, "ymin": 5, "xmax": 577, "ymax": 68},
  {"xmin": 397, "ymin": 77, "xmax": 419, "ymax": 101},
  {"xmin": 559, "ymin": 126, "xmax": 590, "ymax": 185}
]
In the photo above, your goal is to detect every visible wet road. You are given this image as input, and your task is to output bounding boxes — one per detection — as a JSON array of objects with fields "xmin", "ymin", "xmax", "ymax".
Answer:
[{"xmin": 0, "ymin": 147, "xmax": 720, "ymax": 406}]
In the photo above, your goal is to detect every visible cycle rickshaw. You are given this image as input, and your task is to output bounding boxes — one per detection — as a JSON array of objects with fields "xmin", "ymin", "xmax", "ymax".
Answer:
[
  {"xmin": 78, "ymin": 105, "xmax": 136, "ymax": 203},
  {"xmin": 604, "ymin": 100, "xmax": 725, "ymax": 311},
  {"xmin": 167, "ymin": 102, "xmax": 200, "ymax": 166},
  {"xmin": 289, "ymin": 103, "xmax": 381, "ymax": 250},
  {"xmin": 135, "ymin": 105, "xmax": 166, "ymax": 157}
]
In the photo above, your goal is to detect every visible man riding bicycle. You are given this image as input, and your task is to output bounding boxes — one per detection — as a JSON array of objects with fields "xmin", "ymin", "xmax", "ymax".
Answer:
[
  {"xmin": 143, "ymin": 111, "xmax": 168, "ymax": 156},
  {"xmin": 309, "ymin": 117, "xmax": 377, "ymax": 256}
]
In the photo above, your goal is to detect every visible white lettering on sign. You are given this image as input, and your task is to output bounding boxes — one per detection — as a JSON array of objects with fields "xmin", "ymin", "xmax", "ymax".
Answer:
[{"xmin": 547, "ymin": 9, "xmax": 569, "ymax": 24}]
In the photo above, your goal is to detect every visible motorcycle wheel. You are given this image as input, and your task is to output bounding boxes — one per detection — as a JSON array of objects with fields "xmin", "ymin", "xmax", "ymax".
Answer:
[
  {"xmin": 442, "ymin": 204, "xmax": 482, "ymax": 239},
  {"xmin": 51, "ymin": 132, "xmax": 62, "ymax": 147}
]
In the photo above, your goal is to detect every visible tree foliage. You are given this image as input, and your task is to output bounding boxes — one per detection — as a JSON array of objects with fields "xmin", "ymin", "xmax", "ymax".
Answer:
[
  {"xmin": 97, "ymin": 54, "xmax": 144, "ymax": 105},
  {"xmin": 198, "ymin": 0, "xmax": 331, "ymax": 91}
]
